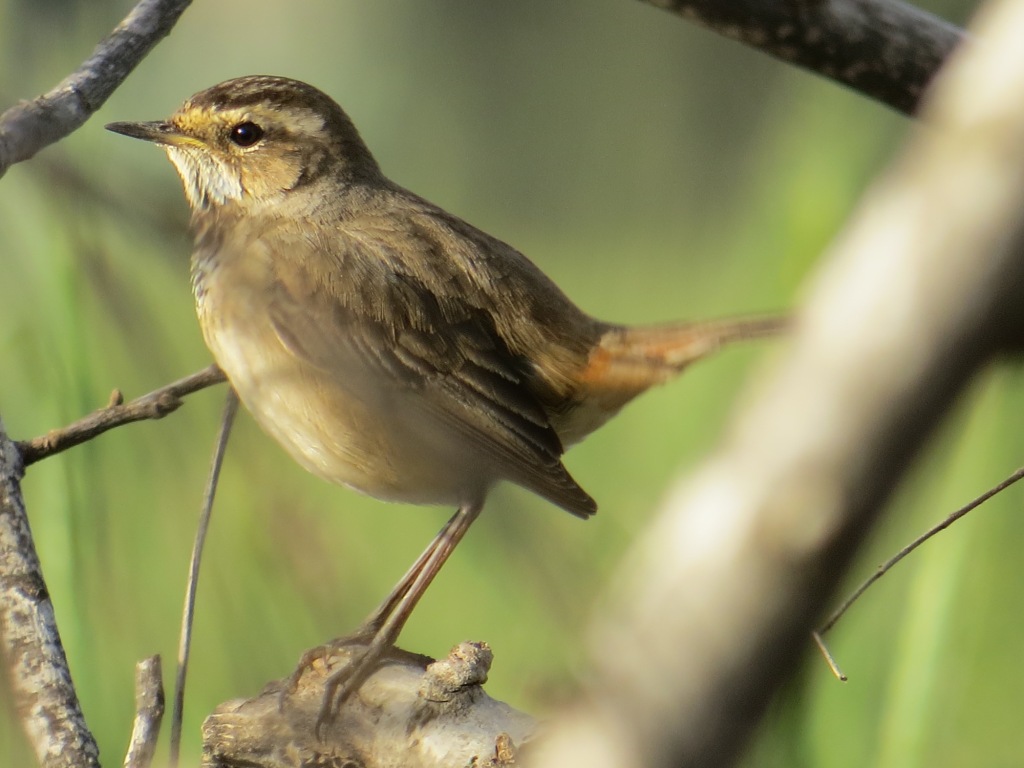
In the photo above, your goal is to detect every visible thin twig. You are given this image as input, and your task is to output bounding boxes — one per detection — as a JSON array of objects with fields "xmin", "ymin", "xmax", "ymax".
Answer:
[
  {"xmin": 0, "ymin": 0, "xmax": 194, "ymax": 178},
  {"xmin": 169, "ymin": 389, "xmax": 239, "ymax": 768},
  {"xmin": 123, "ymin": 655, "xmax": 165, "ymax": 768},
  {"xmin": 17, "ymin": 364, "xmax": 226, "ymax": 466},
  {"xmin": 811, "ymin": 631, "xmax": 847, "ymax": 682},
  {"xmin": 818, "ymin": 464, "xmax": 1024, "ymax": 637}
]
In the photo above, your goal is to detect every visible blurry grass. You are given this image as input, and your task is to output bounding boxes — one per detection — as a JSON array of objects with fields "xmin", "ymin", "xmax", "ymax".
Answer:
[{"xmin": 1, "ymin": 1, "xmax": 1012, "ymax": 767}]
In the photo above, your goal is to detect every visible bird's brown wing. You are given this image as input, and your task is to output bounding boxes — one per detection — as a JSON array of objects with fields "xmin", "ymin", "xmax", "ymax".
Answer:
[{"xmin": 265, "ymin": 228, "xmax": 596, "ymax": 518}]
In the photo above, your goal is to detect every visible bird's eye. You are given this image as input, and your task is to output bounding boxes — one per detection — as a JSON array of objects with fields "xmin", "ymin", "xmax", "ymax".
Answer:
[{"xmin": 229, "ymin": 121, "xmax": 264, "ymax": 147}]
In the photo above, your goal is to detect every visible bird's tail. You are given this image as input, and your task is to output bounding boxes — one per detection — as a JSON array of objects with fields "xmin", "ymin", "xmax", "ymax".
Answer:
[
  {"xmin": 562, "ymin": 314, "xmax": 787, "ymax": 443},
  {"xmin": 596, "ymin": 314, "xmax": 785, "ymax": 383}
]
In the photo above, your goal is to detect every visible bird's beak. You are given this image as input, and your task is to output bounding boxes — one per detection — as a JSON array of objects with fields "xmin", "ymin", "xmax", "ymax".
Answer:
[{"xmin": 105, "ymin": 120, "xmax": 204, "ymax": 148}]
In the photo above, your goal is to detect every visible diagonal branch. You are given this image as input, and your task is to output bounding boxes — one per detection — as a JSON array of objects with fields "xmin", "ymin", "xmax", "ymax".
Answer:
[
  {"xmin": 0, "ymin": 0, "xmax": 194, "ymax": 178},
  {"xmin": 641, "ymin": 0, "xmax": 965, "ymax": 115},
  {"xmin": 17, "ymin": 364, "xmax": 226, "ymax": 467}
]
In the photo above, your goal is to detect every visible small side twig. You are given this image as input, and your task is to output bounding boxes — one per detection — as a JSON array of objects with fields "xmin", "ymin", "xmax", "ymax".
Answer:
[
  {"xmin": 123, "ymin": 655, "xmax": 165, "ymax": 768},
  {"xmin": 17, "ymin": 364, "xmax": 226, "ymax": 466},
  {"xmin": 813, "ymin": 463, "xmax": 1024, "ymax": 679},
  {"xmin": 818, "ymin": 463, "xmax": 1024, "ymax": 638},
  {"xmin": 811, "ymin": 631, "xmax": 847, "ymax": 682}
]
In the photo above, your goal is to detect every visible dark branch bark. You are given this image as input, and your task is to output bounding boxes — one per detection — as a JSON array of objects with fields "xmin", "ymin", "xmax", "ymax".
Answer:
[
  {"xmin": 0, "ymin": 0, "xmax": 194, "ymax": 178},
  {"xmin": 641, "ymin": 0, "xmax": 965, "ymax": 115},
  {"xmin": 0, "ymin": 419, "xmax": 100, "ymax": 768},
  {"xmin": 17, "ymin": 364, "xmax": 226, "ymax": 467}
]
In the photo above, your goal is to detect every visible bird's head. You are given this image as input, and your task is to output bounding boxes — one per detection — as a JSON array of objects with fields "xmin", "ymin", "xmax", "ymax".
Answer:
[{"xmin": 107, "ymin": 75, "xmax": 381, "ymax": 212}]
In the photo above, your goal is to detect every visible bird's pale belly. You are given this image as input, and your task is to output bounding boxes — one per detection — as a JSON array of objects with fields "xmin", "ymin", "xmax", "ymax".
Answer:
[{"xmin": 202, "ymin": 317, "xmax": 494, "ymax": 508}]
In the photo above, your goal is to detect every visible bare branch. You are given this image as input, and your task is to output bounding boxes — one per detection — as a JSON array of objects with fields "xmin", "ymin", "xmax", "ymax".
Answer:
[
  {"xmin": 641, "ymin": 0, "xmax": 965, "ymax": 115},
  {"xmin": 17, "ymin": 364, "xmax": 226, "ymax": 466},
  {"xmin": 123, "ymin": 655, "xmax": 165, "ymax": 768},
  {"xmin": 528, "ymin": 0, "xmax": 1024, "ymax": 764},
  {"xmin": 0, "ymin": 418, "xmax": 100, "ymax": 768},
  {"xmin": 0, "ymin": 0, "xmax": 193, "ymax": 178}
]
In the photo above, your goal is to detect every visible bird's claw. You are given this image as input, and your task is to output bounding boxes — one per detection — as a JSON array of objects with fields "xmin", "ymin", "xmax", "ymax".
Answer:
[
  {"xmin": 314, "ymin": 642, "xmax": 387, "ymax": 737},
  {"xmin": 276, "ymin": 627, "xmax": 379, "ymax": 710}
]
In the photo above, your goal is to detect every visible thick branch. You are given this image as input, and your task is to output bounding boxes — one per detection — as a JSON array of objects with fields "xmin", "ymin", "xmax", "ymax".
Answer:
[
  {"xmin": 529, "ymin": 0, "xmax": 1024, "ymax": 765},
  {"xmin": 642, "ymin": 0, "xmax": 964, "ymax": 115},
  {"xmin": 0, "ymin": 419, "xmax": 99, "ymax": 768},
  {"xmin": 18, "ymin": 364, "xmax": 226, "ymax": 466},
  {"xmin": 0, "ymin": 0, "xmax": 193, "ymax": 178},
  {"xmin": 202, "ymin": 642, "xmax": 534, "ymax": 768}
]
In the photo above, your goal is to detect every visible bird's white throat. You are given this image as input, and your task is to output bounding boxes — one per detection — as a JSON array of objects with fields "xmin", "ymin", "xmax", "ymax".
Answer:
[{"xmin": 166, "ymin": 145, "xmax": 244, "ymax": 209}]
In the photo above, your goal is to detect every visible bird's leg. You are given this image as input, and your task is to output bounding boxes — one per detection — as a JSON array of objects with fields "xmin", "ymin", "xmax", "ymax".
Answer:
[
  {"xmin": 285, "ymin": 504, "xmax": 468, "ymax": 693},
  {"xmin": 352, "ymin": 507, "xmax": 464, "ymax": 638},
  {"xmin": 316, "ymin": 500, "xmax": 483, "ymax": 728},
  {"xmin": 284, "ymin": 501, "xmax": 485, "ymax": 729}
]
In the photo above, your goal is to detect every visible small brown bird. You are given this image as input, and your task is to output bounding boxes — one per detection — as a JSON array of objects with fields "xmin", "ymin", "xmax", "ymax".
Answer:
[{"xmin": 107, "ymin": 75, "xmax": 783, "ymax": 717}]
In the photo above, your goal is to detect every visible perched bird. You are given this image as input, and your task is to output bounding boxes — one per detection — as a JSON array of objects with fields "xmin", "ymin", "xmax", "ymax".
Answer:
[{"xmin": 107, "ymin": 75, "xmax": 783, "ymax": 718}]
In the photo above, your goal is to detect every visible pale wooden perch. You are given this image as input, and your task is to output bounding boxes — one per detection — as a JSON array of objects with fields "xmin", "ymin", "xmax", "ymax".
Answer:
[{"xmin": 201, "ymin": 642, "xmax": 535, "ymax": 768}]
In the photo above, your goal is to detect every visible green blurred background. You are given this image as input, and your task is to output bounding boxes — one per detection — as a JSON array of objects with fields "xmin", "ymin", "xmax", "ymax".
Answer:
[{"xmin": 4, "ymin": 1, "xmax": 1020, "ymax": 766}]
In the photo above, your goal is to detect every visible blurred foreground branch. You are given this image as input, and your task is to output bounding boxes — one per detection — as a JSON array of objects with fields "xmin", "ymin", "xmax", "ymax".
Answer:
[
  {"xmin": 528, "ymin": 0, "xmax": 1024, "ymax": 765},
  {"xmin": 642, "ymin": 0, "xmax": 964, "ymax": 114},
  {"xmin": 0, "ymin": 0, "xmax": 193, "ymax": 178}
]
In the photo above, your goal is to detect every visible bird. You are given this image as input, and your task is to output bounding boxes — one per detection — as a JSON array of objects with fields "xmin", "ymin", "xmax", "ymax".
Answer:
[{"xmin": 106, "ymin": 75, "xmax": 784, "ymax": 721}]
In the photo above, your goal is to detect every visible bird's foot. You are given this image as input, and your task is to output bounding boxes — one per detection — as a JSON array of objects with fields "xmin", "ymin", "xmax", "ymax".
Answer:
[
  {"xmin": 278, "ymin": 625, "xmax": 378, "ymax": 712},
  {"xmin": 314, "ymin": 630, "xmax": 398, "ymax": 736}
]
